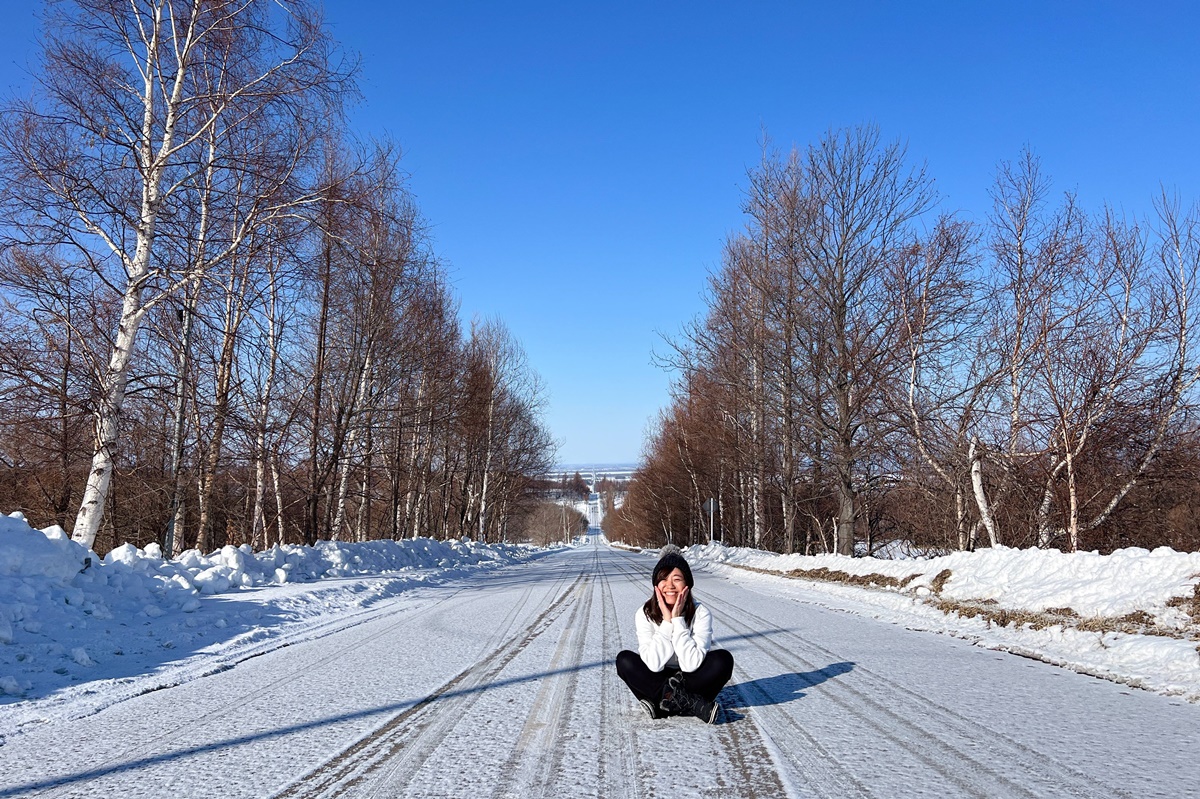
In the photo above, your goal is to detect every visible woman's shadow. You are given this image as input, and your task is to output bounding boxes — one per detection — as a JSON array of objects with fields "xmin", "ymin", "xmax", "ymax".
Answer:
[{"xmin": 721, "ymin": 661, "xmax": 855, "ymax": 719}]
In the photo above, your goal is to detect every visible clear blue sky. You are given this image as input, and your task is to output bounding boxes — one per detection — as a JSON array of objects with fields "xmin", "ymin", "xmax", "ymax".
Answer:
[{"xmin": 2, "ymin": 2, "xmax": 1198, "ymax": 466}]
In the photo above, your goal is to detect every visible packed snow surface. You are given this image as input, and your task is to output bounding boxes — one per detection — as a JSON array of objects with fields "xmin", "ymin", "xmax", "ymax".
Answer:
[
  {"xmin": 2, "ymin": 511, "xmax": 1200, "ymax": 796},
  {"xmin": 0, "ymin": 530, "xmax": 1197, "ymax": 799}
]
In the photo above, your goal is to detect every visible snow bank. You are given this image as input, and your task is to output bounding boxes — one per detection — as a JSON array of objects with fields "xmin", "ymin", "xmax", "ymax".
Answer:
[
  {"xmin": 686, "ymin": 541, "xmax": 1200, "ymax": 701},
  {"xmin": 0, "ymin": 511, "xmax": 542, "ymax": 703},
  {"xmin": 687, "ymin": 542, "xmax": 1200, "ymax": 620}
]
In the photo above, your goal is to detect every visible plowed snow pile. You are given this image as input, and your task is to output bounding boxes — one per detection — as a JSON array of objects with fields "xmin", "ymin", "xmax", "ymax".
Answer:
[{"xmin": 688, "ymin": 541, "xmax": 1200, "ymax": 700}]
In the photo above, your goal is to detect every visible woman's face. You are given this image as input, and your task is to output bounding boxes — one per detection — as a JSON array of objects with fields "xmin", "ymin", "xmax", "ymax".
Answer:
[{"xmin": 656, "ymin": 568, "xmax": 688, "ymax": 608}]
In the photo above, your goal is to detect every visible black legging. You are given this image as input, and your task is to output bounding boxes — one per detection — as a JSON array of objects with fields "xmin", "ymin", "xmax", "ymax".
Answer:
[{"xmin": 615, "ymin": 649, "xmax": 734, "ymax": 704}]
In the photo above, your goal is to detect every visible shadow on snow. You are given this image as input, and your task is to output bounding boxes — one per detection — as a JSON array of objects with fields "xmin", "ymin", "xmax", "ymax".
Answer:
[{"xmin": 721, "ymin": 661, "xmax": 856, "ymax": 719}]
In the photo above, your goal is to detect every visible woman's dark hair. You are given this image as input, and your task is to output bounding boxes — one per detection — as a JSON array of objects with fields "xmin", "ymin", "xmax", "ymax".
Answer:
[{"xmin": 642, "ymin": 551, "xmax": 697, "ymax": 626}]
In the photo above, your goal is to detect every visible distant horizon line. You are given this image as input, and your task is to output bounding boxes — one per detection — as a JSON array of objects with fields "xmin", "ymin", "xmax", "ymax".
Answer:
[{"xmin": 551, "ymin": 462, "xmax": 640, "ymax": 472}]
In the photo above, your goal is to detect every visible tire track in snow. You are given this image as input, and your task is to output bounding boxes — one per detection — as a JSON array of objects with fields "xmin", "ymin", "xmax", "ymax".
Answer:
[
  {"xmin": 707, "ymin": 590, "xmax": 1012, "ymax": 797},
  {"xmin": 703, "ymin": 587, "xmax": 1134, "ymax": 799},
  {"xmin": 712, "ymin": 700, "xmax": 796, "ymax": 799},
  {"xmin": 487, "ymin": 574, "xmax": 593, "ymax": 798},
  {"xmin": 360, "ymin": 566, "xmax": 588, "ymax": 799},
  {"xmin": 362, "ymin": 563, "xmax": 590, "ymax": 798},
  {"xmin": 785, "ymin": 627, "xmax": 1136, "ymax": 799},
  {"xmin": 270, "ymin": 565, "xmax": 583, "ymax": 798},
  {"xmin": 135, "ymin": 565, "xmax": 556, "ymax": 757},
  {"xmin": 595, "ymin": 545, "xmax": 643, "ymax": 799}
]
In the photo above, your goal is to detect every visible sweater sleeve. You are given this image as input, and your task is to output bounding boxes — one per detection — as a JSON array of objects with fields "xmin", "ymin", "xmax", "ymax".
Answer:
[
  {"xmin": 635, "ymin": 607, "xmax": 677, "ymax": 672},
  {"xmin": 670, "ymin": 603, "xmax": 713, "ymax": 673}
]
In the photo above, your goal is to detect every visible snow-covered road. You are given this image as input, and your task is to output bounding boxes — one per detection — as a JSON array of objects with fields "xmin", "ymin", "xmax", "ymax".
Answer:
[{"xmin": 2, "ymin": 536, "xmax": 1197, "ymax": 798}]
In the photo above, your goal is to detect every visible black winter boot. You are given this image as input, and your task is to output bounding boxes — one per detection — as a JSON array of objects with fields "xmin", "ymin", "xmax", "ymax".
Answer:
[{"xmin": 659, "ymin": 673, "xmax": 720, "ymax": 723}]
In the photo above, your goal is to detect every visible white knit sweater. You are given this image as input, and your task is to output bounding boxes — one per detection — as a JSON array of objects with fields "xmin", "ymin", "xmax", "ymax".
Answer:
[{"xmin": 634, "ymin": 602, "xmax": 713, "ymax": 673}]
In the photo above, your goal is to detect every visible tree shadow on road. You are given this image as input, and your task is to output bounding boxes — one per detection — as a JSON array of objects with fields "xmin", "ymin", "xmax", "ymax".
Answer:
[{"xmin": 721, "ymin": 661, "xmax": 855, "ymax": 720}]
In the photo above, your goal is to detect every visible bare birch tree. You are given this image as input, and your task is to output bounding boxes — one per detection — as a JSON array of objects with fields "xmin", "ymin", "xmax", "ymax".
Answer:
[{"xmin": 0, "ymin": 0, "xmax": 351, "ymax": 549}]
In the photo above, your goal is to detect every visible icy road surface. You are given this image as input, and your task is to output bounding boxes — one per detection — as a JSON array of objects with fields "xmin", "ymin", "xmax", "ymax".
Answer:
[{"xmin": 2, "ymin": 536, "xmax": 1197, "ymax": 798}]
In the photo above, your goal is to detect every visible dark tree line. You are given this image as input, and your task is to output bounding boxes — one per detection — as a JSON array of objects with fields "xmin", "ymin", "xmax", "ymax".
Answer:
[
  {"xmin": 0, "ymin": 0, "xmax": 555, "ymax": 555},
  {"xmin": 606, "ymin": 126, "xmax": 1200, "ymax": 555}
]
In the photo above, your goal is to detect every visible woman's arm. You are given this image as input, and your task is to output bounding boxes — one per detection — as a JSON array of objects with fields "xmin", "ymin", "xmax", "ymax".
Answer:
[
  {"xmin": 670, "ymin": 603, "xmax": 713, "ymax": 672},
  {"xmin": 635, "ymin": 608, "xmax": 677, "ymax": 672}
]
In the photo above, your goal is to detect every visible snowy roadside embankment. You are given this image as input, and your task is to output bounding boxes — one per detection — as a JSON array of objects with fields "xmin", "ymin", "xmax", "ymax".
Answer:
[
  {"xmin": 0, "ymin": 511, "xmax": 554, "ymax": 740},
  {"xmin": 687, "ymin": 542, "xmax": 1200, "ymax": 702}
]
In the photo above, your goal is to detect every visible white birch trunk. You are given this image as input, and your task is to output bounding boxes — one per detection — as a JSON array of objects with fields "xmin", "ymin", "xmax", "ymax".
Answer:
[
  {"xmin": 251, "ymin": 283, "xmax": 281, "ymax": 549},
  {"xmin": 401, "ymin": 374, "xmax": 428, "ymax": 539},
  {"xmin": 969, "ymin": 437, "xmax": 999, "ymax": 547},
  {"xmin": 331, "ymin": 349, "xmax": 373, "ymax": 539},
  {"xmin": 1035, "ymin": 455, "xmax": 1066, "ymax": 548},
  {"xmin": 271, "ymin": 451, "xmax": 285, "ymax": 547},
  {"xmin": 73, "ymin": 283, "xmax": 147, "ymax": 548},
  {"xmin": 165, "ymin": 281, "xmax": 200, "ymax": 557},
  {"xmin": 71, "ymin": 3, "xmax": 202, "ymax": 548},
  {"xmin": 749, "ymin": 356, "xmax": 765, "ymax": 549},
  {"xmin": 477, "ymin": 383, "xmax": 497, "ymax": 542}
]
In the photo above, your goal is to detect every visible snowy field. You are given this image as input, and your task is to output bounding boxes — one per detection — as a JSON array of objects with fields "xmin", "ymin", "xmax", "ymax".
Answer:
[{"xmin": 1, "ymin": 514, "xmax": 1199, "ymax": 797}]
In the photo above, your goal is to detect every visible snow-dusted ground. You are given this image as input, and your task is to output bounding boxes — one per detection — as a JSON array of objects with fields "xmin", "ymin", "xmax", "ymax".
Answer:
[{"xmin": 1, "ymin": 521, "xmax": 1199, "ymax": 797}]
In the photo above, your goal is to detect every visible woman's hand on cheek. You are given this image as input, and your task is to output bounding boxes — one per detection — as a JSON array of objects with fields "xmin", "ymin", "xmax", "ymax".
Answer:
[{"xmin": 672, "ymin": 586, "xmax": 689, "ymax": 619}]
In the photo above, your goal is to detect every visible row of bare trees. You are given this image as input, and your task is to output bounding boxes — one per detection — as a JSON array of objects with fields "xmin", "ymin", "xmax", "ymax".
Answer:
[
  {"xmin": 0, "ymin": 0, "xmax": 554, "ymax": 555},
  {"xmin": 606, "ymin": 126, "xmax": 1200, "ymax": 555}
]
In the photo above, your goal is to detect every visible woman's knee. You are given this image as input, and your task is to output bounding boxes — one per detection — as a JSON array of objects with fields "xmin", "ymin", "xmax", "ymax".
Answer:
[
  {"xmin": 615, "ymin": 649, "xmax": 642, "ymax": 677},
  {"xmin": 708, "ymin": 648, "xmax": 734, "ymax": 678}
]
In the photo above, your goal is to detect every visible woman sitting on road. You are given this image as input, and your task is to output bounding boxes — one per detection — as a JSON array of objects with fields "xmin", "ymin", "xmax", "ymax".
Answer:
[{"xmin": 615, "ymin": 548, "xmax": 734, "ymax": 723}]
